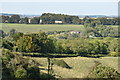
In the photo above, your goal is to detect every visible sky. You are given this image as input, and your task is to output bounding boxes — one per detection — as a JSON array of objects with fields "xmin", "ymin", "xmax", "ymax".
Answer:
[
  {"xmin": 0, "ymin": 2, "xmax": 118, "ymax": 16},
  {"xmin": 0, "ymin": 0, "xmax": 119, "ymax": 2}
]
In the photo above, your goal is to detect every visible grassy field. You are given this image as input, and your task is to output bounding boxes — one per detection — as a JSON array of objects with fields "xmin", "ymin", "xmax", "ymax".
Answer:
[
  {"xmin": 1, "ymin": 23, "xmax": 118, "ymax": 33},
  {"xmin": 31, "ymin": 57, "xmax": 119, "ymax": 78},
  {"xmin": 1, "ymin": 23, "xmax": 85, "ymax": 33}
]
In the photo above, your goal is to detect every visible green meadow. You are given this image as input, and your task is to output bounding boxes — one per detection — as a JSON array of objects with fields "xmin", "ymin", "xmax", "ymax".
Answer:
[{"xmin": 1, "ymin": 23, "xmax": 85, "ymax": 33}]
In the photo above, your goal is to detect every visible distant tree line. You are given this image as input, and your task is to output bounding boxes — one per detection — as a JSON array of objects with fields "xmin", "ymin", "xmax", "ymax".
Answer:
[
  {"xmin": 40, "ymin": 13, "xmax": 80, "ymax": 24},
  {"xmin": 0, "ymin": 13, "xmax": 118, "ymax": 25},
  {"xmin": 80, "ymin": 16, "xmax": 118, "ymax": 25}
]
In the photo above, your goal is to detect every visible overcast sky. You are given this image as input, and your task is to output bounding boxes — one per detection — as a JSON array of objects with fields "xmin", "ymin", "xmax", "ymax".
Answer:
[{"xmin": 0, "ymin": 1, "xmax": 118, "ymax": 16}]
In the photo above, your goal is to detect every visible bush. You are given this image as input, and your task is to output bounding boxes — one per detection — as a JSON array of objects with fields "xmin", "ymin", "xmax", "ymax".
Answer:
[
  {"xmin": 2, "ymin": 39, "xmax": 14, "ymax": 50},
  {"xmin": 92, "ymin": 64, "xmax": 120, "ymax": 78},
  {"xmin": 27, "ymin": 65, "xmax": 40, "ymax": 78},
  {"xmin": 15, "ymin": 67, "xmax": 27, "ymax": 78},
  {"xmin": 81, "ymin": 54, "xmax": 106, "ymax": 58},
  {"xmin": 52, "ymin": 59, "xmax": 71, "ymax": 69},
  {"xmin": 108, "ymin": 52, "xmax": 119, "ymax": 57},
  {"xmin": 2, "ymin": 49, "xmax": 41, "ymax": 79},
  {"xmin": 88, "ymin": 61, "xmax": 120, "ymax": 78}
]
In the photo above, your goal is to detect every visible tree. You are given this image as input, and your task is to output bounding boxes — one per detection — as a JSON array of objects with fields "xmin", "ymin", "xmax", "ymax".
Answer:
[
  {"xmin": 40, "ymin": 13, "xmax": 80, "ymax": 24},
  {"xmin": 16, "ymin": 32, "xmax": 55, "ymax": 53},
  {"xmin": 16, "ymin": 35, "xmax": 36, "ymax": 52},
  {"xmin": 8, "ymin": 15, "xmax": 20, "ymax": 23},
  {"xmin": 30, "ymin": 17, "xmax": 40, "ymax": 24},
  {"xmin": 90, "ymin": 39, "xmax": 108, "ymax": 54},
  {"xmin": 27, "ymin": 65, "xmax": 40, "ymax": 78},
  {"xmin": 2, "ymin": 49, "xmax": 41, "ymax": 79},
  {"xmin": 2, "ymin": 39, "xmax": 14, "ymax": 50},
  {"xmin": 24, "ymin": 17, "xmax": 29, "ymax": 24},
  {"xmin": 0, "ymin": 30, "xmax": 5, "ymax": 38},
  {"xmin": 1, "ymin": 15, "xmax": 9, "ymax": 23},
  {"xmin": 108, "ymin": 39, "xmax": 119, "ymax": 53},
  {"xmin": 12, "ymin": 32, "xmax": 23, "ymax": 41},
  {"xmin": 9, "ymin": 29, "xmax": 17, "ymax": 36}
]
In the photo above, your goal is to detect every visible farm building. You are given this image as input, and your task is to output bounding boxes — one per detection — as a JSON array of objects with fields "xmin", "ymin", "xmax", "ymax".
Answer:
[
  {"xmin": 5, "ymin": 20, "xmax": 8, "ymax": 23},
  {"xmin": 40, "ymin": 19, "xmax": 42, "ymax": 23},
  {"xmin": 28, "ymin": 19, "xmax": 31, "ymax": 23},
  {"xmin": 70, "ymin": 31, "xmax": 81, "ymax": 34},
  {"xmin": 55, "ymin": 20, "xmax": 63, "ymax": 24}
]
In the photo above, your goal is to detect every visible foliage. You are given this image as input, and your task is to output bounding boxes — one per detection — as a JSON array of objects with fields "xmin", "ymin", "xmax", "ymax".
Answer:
[
  {"xmin": 1, "ymin": 13, "xmax": 118, "ymax": 25},
  {"xmin": 16, "ymin": 31, "xmax": 55, "ymax": 53},
  {"xmin": 22, "ymin": 52, "xmax": 78, "ymax": 57},
  {"xmin": 2, "ymin": 39, "xmax": 14, "ymax": 50},
  {"xmin": 30, "ymin": 17, "xmax": 40, "ymax": 24},
  {"xmin": 40, "ymin": 13, "xmax": 80, "ymax": 24},
  {"xmin": 15, "ymin": 67, "xmax": 27, "ymax": 78},
  {"xmin": 108, "ymin": 52, "xmax": 119, "ymax": 57},
  {"xmin": 19, "ymin": 17, "xmax": 29, "ymax": 24},
  {"xmin": 54, "ymin": 38, "xmax": 110, "ymax": 55},
  {"xmin": 0, "ymin": 15, "xmax": 9, "ymax": 23},
  {"xmin": 8, "ymin": 15, "xmax": 20, "ymax": 23},
  {"xmin": 108, "ymin": 38, "xmax": 119, "ymax": 53},
  {"xmin": 82, "ymin": 17, "xmax": 118, "ymax": 25},
  {"xmin": 12, "ymin": 32, "xmax": 24, "ymax": 41},
  {"xmin": 0, "ymin": 30, "xmax": 5, "ymax": 38},
  {"xmin": 84, "ymin": 24, "xmax": 119, "ymax": 38},
  {"xmin": 91, "ymin": 63, "xmax": 120, "ymax": 78},
  {"xmin": 9, "ymin": 29, "xmax": 17, "ymax": 36},
  {"xmin": 27, "ymin": 65, "xmax": 40, "ymax": 78},
  {"xmin": 2, "ymin": 49, "xmax": 40, "ymax": 79}
]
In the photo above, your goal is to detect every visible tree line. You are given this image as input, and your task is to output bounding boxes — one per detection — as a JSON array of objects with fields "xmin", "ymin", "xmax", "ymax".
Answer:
[
  {"xmin": 2, "ymin": 30, "xmax": 119, "ymax": 57},
  {"xmin": 0, "ymin": 13, "xmax": 118, "ymax": 25}
]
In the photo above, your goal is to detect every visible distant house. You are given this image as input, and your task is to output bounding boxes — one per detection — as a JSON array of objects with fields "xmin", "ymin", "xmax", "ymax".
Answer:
[
  {"xmin": 28, "ymin": 19, "xmax": 31, "ymax": 23},
  {"xmin": 40, "ymin": 19, "xmax": 42, "ymax": 24},
  {"xmin": 70, "ymin": 31, "xmax": 81, "ymax": 34},
  {"xmin": 79, "ymin": 18, "xmax": 84, "ymax": 19},
  {"xmin": 55, "ymin": 20, "xmax": 63, "ymax": 24},
  {"xmin": 89, "ymin": 35, "xmax": 96, "ymax": 38},
  {"xmin": 107, "ymin": 18, "xmax": 114, "ymax": 19},
  {"xmin": 5, "ymin": 20, "xmax": 8, "ymax": 23}
]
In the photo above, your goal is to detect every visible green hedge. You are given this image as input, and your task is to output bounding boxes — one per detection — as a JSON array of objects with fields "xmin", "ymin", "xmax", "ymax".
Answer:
[{"xmin": 22, "ymin": 52, "xmax": 78, "ymax": 58}]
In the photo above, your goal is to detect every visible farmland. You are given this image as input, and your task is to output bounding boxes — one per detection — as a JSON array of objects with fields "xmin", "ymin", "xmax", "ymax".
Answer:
[
  {"xmin": 1, "ymin": 23, "xmax": 85, "ymax": 33},
  {"xmin": 1, "ymin": 23, "xmax": 118, "ymax": 33}
]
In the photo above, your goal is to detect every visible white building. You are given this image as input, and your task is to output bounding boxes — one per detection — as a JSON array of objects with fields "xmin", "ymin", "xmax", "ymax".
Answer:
[
  {"xmin": 70, "ymin": 31, "xmax": 81, "ymax": 34},
  {"xmin": 55, "ymin": 20, "xmax": 63, "ymax": 24},
  {"xmin": 28, "ymin": 19, "xmax": 31, "ymax": 23},
  {"xmin": 40, "ymin": 19, "xmax": 42, "ymax": 23}
]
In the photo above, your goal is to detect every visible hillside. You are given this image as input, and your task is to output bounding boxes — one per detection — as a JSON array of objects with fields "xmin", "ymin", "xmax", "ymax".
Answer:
[{"xmin": 32, "ymin": 57, "xmax": 119, "ymax": 78}]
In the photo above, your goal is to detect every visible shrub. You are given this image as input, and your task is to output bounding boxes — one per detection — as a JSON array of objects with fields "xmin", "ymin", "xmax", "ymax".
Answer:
[
  {"xmin": 15, "ymin": 67, "xmax": 27, "ymax": 78},
  {"xmin": 88, "ymin": 61, "xmax": 120, "ymax": 78},
  {"xmin": 2, "ymin": 49, "xmax": 41, "ymax": 79},
  {"xmin": 27, "ymin": 65, "xmax": 40, "ymax": 78},
  {"xmin": 92, "ymin": 64, "xmax": 120, "ymax": 78},
  {"xmin": 108, "ymin": 52, "xmax": 119, "ymax": 57},
  {"xmin": 2, "ymin": 39, "xmax": 14, "ymax": 50}
]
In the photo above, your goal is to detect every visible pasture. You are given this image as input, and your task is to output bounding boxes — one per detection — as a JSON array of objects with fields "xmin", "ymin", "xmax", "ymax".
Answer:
[
  {"xmin": 31, "ymin": 57, "xmax": 119, "ymax": 78},
  {"xmin": 1, "ymin": 23, "xmax": 85, "ymax": 33}
]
